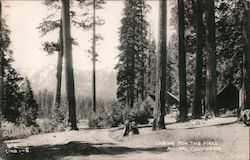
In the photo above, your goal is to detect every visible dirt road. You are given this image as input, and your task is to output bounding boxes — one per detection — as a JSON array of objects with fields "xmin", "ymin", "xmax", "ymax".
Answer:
[{"xmin": 4, "ymin": 118, "xmax": 250, "ymax": 160}]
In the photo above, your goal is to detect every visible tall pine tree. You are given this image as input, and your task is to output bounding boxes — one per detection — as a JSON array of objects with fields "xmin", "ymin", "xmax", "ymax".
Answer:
[
  {"xmin": 153, "ymin": 0, "xmax": 167, "ymax": 130},
  {"xmin": 205, "ymin": 0, "xmax": 217, "ymax": 117},
  {"xmin": 82, "ymin": 0, "xmax": 106, "ymax": 112},
  {"xmin": 242, "ymin": 0, "xmax": 250, "ymax": 109},
  {"xmin": 178, "ymin": 0, "xmax": 188, "ymax": 122},
  {"xmin": 61, "ymin": 0, "xmax": 78, "ymax": 130},
  {"xmin": 192, "ymin": 0, "xmax": 204, "ymax": 119},
  {"xmin": 115, "ymin": 0, "xmax": 149, "ymax": 108},
  {"xmin": 92, "ymin": 0, "xmax": 97, "ymax": 112}
]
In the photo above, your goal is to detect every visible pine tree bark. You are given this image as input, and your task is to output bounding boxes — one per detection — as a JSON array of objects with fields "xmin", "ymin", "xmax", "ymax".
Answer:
[
  {"xmin": 54, "ymin": 23, "xmax": 63, "ymax": 109},
  {"xmin": 126, "ymin": 51, "xmax": 135, "ymax": 108},
  {"xmin": 92, "ymin": 0, "xmax": 96, "ymax": 112},
  {"xmin": 140, "ymin": 4, "xmax": 145, "ymax": 101},
  {"xmin": 92, "ymin": 55, "xmax": 96, "ymax": 112},
  {"xmin": 205, "ymin": 0, "xmax": 217, "ymax": 117},
  {"xmin": 130, "ymin": 57, "xmax": 135, "ymax": 108},
  {"xmin": 0, "ymin": 0, "xmax": 3, "ymax": 117},
  {"xmin": 243, "ymin": 0, "xmax": 250, "ymax": 109},
  {"xmin": 178, "ymin": 0, "xmax": 188, "ymax": 122},
  {"xmin": 153, "ymin": 0, "xmax": 167, "ymax": 130},
  {"xmin": 193, "ymin": 0, "xmax": 203, "ymax": 119},
  {"xmin": 61, "ymin": 0, "xmax": 78, "ymax": 130},
  {"xmin": 141, "ymin": 63, "xmax": 145, "ymax": 100}
]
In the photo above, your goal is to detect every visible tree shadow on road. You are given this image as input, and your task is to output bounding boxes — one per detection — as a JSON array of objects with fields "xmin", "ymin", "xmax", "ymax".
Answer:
[{"xmin": 7, "ymin": 141, "xmax": 168, "ymax": 160}]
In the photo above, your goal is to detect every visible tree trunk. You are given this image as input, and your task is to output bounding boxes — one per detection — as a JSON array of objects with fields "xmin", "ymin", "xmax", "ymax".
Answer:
[
  {"xmin": 126, "ymin": 53, "xmax": 135, "ymax": 108},
  {"xmin": 192, "ymin": 0, "xmax": 203, "ymax": 119},
  {"xmin": 130, "ymin": 57, "xmax": 135, "ymax": 108},
  {"xmin": 153, "ymin": 0, "xmax": 167, "ymax": 130},
  {"xmin": 178, "ymin": 0, "xmax": 188, "ymax": 122},
  {"xmin": 0, "ymin": 0, "xmax": 3, "ymax": 117},
  {"xmin": 54, "ymin": 23, "xmax": 63, "ymax": 109},
  {"xmin": 92, "ymin": 0, "xmax": 96, "ymax": 112},
  {"xmin": 140, "ymin": 4, "xmax": 145, "ymax": 101},
  {"xmin": 243, "ymin": 0, "xmax": 250, "ymax": 109},
  {"xmin": 61, "ymin": 0, "xmax": 78, "ymax": 130},
  {"xmin": 205, "ymin": 0, "xmax": 217, "ymax": 117},
  {"xmin": 92, "ymin": 55, "xmax": 96, "ymax": 112},
  {"xmin": 141, "ymin": 55, "xmax": 145, "ymax": 101}
]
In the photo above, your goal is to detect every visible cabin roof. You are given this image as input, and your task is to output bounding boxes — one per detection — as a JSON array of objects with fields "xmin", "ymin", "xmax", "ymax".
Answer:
[
  {"xmin": 217, "ymin": 82, "xmax": 239, "ymax": 96},
  {"xmin": 147, "ymin": 92, "xmax": 179, "ymax": 105}
]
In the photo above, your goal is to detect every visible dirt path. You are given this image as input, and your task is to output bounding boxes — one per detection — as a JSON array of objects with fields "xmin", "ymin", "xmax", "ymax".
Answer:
[{"xmin": 4, "ymin": 118, "xmax": 250, "ymax": 160}]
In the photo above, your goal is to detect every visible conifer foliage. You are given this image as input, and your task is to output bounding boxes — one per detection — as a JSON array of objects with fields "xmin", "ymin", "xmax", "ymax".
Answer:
[
  {"xmin": 115, "ymin": 0, "xmax": 149, "ymax": 108},
  {"xmin": 0, "ymin": 1, "xmax": 38, "ymax": 126},
  {"xmin": 19, "ymin": 78, "xmax": 39, "ymax": 127},
  {"xmin": 0, "ymin": 5, "xmax": 25, "ymax": 123}
]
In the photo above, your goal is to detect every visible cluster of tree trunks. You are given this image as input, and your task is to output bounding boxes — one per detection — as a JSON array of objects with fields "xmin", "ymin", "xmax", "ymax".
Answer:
[
  {"xmin": 54, "ymin": 0, "xmax": 99, "ymax": 129},
  {"xmin": 154, "ymin": 0, "xmax": 248, "ymax": 125},
  {"xmin": 123, "ymin": 121, "xmax": 139, "ymax": 136}
]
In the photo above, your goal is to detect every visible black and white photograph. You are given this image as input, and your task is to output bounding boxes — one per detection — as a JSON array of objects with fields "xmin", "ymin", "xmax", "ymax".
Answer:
[{"xmin": 0, "ymin": 0, "xmax": 249, "ymax": 159}]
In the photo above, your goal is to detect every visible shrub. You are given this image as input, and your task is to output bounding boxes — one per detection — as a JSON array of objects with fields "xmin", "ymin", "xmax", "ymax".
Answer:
[
  {"xmin": 18, "ymin": 106, "xmax": 39, "ymax": 127},
  {"xmin": 123, "ymin": 104, "xmax": 150, "ymax": 124},
  {"xmin": 88, "ymin": 113, "xmax": 110, "ymax": 129},
  {"xmin": 220, "ymin": 108, "xmax": 238, "ymax": 118},
  {"xmin": 36, "ymin": 118, "xmax": 54, "ymax": 133},
  {"xmin": 37, "ymin": 103, "xmax": 69, "ymax": 133},
  {"xmin": 3, "ymin": 102, "xmax": 70, "ymax": 134},
  {"xmin": 88, "ymin": 102, "xmax": 151, "ymax": 128},
  {"xmin": 0, "ymin": 103, "xmax": 69, "ymax": 144},
  {"xmin": 50, "ymin": 104, "xmax": 69, "ymax": 131},
  {"xmin": 37, "ymin": 118, "xmax": 68, "ymax": 134},
  {"xmin": 0, "ymin": 118, "xmax": 39, "ymax": 140},
  {"xmin": 88, "ymin": 103, "xmax": 123, "ymax": 128}
]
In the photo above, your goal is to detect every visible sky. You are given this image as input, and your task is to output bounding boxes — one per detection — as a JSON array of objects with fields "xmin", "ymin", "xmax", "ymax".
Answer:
[{"xmin": 3, "ymin": 0, "xmax": 174, "ymax": 74}]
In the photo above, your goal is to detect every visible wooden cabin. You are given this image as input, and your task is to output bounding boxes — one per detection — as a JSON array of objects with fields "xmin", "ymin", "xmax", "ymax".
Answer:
[
  {"xmin": 140, "ymin": 92, "xmax": 180, "ymax": 118},
  {"xmin": 217, "ymin": 82, "xmax": 239, "ymax": 111}
]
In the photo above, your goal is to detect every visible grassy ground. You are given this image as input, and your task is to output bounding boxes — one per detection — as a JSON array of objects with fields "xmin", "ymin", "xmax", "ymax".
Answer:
[{"xmin": 2, "ymin": 117, "xmax": 249, "ymax": 160}]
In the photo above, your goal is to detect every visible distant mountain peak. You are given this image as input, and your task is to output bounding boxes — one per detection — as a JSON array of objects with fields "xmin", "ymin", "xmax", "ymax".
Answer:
[{"xmin": 21, "ymin": 64, "xmax": 117, "ymax": 100}]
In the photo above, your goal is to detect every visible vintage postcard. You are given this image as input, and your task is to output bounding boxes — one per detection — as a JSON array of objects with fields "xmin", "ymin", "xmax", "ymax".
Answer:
[{"xmin": 0, "ymin": 0, "xmax": 249, "ymax": 160}]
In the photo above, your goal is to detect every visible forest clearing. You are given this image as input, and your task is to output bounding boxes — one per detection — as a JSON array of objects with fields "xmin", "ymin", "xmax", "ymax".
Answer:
[{"xmin": 3, "ymin": 117, "xmax": 249, "ymax": 160}]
